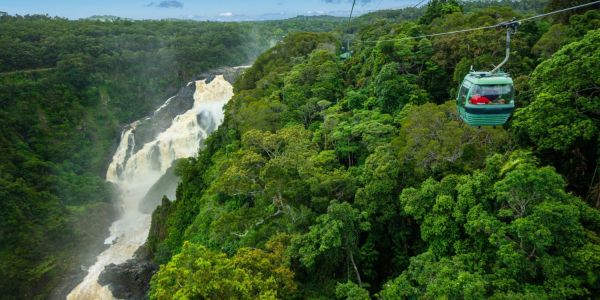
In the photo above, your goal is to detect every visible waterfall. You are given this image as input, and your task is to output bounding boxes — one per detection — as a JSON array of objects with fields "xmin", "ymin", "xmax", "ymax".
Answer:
[{"xmin": 67, "ymin": 75, "xmax": 234, "ymax": 300}]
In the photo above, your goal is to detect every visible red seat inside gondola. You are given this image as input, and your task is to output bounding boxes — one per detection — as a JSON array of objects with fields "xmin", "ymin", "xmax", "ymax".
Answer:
[{"xmin": 470, "ymin": 95, "xmax": 491, "ymax": 105}]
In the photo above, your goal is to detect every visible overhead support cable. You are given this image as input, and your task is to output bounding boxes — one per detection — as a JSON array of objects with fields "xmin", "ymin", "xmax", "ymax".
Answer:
[{"xmin": 414, "ymin": 0, "xmax": 429, "ymax": 8}]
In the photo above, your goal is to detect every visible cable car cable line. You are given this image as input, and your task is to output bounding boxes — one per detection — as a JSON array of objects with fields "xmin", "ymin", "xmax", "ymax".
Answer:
[
  {"xmin": 356, "ymin": 0, "xmax": 600, "ymax": 44},
  {"xmin": 414, "ymin": 0, "xmax": 429, "ymax": 8},
  {"xmin": 347, "ymin": 0, "xmax": 357, "ymax": 32},
  {"xmin": 519, "ymin": 1, "xmax": 600, "ymax": 22}
]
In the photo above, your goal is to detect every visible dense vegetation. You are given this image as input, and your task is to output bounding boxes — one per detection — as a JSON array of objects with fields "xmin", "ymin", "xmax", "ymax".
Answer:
[
  {"xmin": 0, "ymin": 14, "xmax": 343, "ymax": 298},
  {"xmin": 147, "ymin": 0, "xmax": 600, "ymax": 299}
]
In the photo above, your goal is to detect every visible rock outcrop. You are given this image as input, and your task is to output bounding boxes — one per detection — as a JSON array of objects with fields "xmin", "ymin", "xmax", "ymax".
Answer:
[{"xmin": 98, "ymin": 246, "xmax": 157, "ymax": 300}]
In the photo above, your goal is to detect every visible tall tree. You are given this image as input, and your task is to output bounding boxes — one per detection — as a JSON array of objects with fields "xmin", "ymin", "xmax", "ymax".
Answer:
[
  {"xmin": 293, "ymin": 201, "xmax": 370, "ymax": 285},
  {"xmin": 419, "ymin": 0, "xmax": 463, "ymax": 25},
  {"xmin": 513, "ymin": 29, "xmax": 600, "ymax": 203}
]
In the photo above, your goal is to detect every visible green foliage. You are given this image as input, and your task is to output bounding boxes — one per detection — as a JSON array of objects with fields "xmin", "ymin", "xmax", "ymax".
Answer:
[
  {"xmin": 514, "ymin": 29, "xmax": 599, "ymax": 152},
  {"xmin": 292, "ymin": 201, "xmax": 370, "ymax": 275},
  {"xmin": 384, "ymin": 151, "xmax": 600, "ymax": 298},
  {"xmin": 461, "ymin": 0, "xmax": 548, "ymax": 14},
  {"xmin": 325, "ymin": 109, "xmax": 396, "ymax": 166},
  {"xmin": 533, "ymin": 10, "xmax": 600, "ymax": 58},
  {"xmin": 426, "ymin": 6, "xmax": 541, "ymax": 90},
  {"xmin": 512, "ymin": 28, "xmax": 599, "ymax": 199},
  {"xmin": 336, "ymin": 281, "xmax": 370, "ymax": 300},
  {"xmin": 545, "ymin": 0, "xmax": 598, "ymax": 23},
  {"xmin": 283, "ymin": 50, "xmax": 343, "ymax": 125},
  {"xmin": 373, "ymin": 62, "xmax": 428, "ymax": 113},
  {"xmin": 229, "ymin": 32, "xmax": 340, "ymax": 134},
  {"xmin": 420, "ymin": 0, "xmax": 463, "ymax": 25},
  {"xmin": 396, "ymin": 102, "xmax": 510, "ymax": 180},
  {"xmin": 150, "ymin": 236, "xmax": 296, "ymax": 299}
]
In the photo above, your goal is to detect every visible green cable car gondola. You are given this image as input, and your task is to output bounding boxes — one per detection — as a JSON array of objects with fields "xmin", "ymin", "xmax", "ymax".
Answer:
[
  {"xmin": 457, "ymin": 71, "xmax": 515, "ymax": 126},
  {"xmin": 340, "ymin": 41, "xmax": 353, "ymax": 60},
  {"xmin": 340, "ymin": 51, "xmax": 353, "ymax": 60},
  {"xmin": 457, "ymin": 20, "xmax": 519, "ymax": 126}
]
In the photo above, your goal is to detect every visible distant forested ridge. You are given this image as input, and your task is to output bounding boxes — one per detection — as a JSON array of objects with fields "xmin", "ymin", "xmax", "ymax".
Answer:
[
  {"xmin": 146, "ymin": 0, "xmax": 600, "ymax": 299},
  {"xmin": 0, "ymin": 13, "xmax": 343, "ymax": 298}
]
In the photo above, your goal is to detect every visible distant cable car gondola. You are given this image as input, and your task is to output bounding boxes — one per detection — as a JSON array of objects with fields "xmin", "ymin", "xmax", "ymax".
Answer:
[
  {"xmin": 457, "ymin": 20, "xmax": 519, "ymax": 126},
  {"xmin": 340, "ymin": 41, "xmax": 353, "ymax": 60},
  {"xmin": 340, "ymin": 0, "xmax": 356, "ymax": 60}
]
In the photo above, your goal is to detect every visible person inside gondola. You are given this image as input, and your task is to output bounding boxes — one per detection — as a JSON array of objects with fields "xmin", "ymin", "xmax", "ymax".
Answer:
[
  {"xmin": 485, "ymin": 87, "xmax": 500, "ymax": 102},
  {"xmin": 470, "ymin": 87, "xmax": 491, "ymax": 105}
]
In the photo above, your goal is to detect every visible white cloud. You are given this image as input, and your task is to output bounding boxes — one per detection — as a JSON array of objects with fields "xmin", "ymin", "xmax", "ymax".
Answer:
[
  {"xmin": 219, "ymin": 12, "xmax": 233, "ymax": 17},
  {"xmin": 145, "ymin": 0, "xmax": 184, "ymax": 8}
]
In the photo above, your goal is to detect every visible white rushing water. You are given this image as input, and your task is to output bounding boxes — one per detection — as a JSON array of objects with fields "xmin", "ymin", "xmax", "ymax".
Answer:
[{"xmin": 67, "ymin": 75, "xmax": 234, "ymax": 300}]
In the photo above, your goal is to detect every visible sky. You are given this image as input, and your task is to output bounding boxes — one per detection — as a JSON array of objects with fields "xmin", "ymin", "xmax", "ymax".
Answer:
[{"xmin": 0, "ymin": 0, "xmax": 425, "ymax": 21}]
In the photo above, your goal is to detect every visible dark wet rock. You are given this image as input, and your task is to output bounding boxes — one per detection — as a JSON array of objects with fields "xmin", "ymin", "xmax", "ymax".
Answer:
[
  {"xmin": 138, "ymin": 163, "xmax": 179, "ymax": 214},
  {"xmin": 194, "ymin": 66, "xmax": 248, "ymax": 85},
  {"xmin": 197, "ymin": 110, "xmax": 217, "ymax": 134},
  {"xmin": 98, "ymin": 246, "xmax": 157, "ymax": 300},
  {"xmin": 129, "ymin": 84, "xmax": 196, "ymax": 154}
]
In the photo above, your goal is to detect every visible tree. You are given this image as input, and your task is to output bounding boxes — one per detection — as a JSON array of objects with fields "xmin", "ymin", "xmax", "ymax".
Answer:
[
  {"xmin": 192, "ymin": 125, "xmax": 317, "ymax": 250},
  {"xmin": 419, "ymin": 0, "xmax": 462, "ymax": 25},
  {"xmin": 545, "ymin": 0, "xmax": 598, "ymax": 23},
  {"xmin": 327, "ymin": 110, "xmax": 396, "ymax": 166},
  {"xmin": 513, "ymin": 29, "xmax": 599, "ymax": 152},
  {"xmin": 396, "ymin": 101, "xmax": 510, "ymax": 181},
  {"xmin": 336, "ymin": 281, "xmax": 370, "ymax": 300},
  {"xmin": 293, "ymin": 201, "xmax": 370, "ymax": 285},
  {"xmin": 373, "ymin": 62, "xmax": 429, "ymax": 114},
  {"xmin": 512, "ymin": 29, "xmax": 600, "ymax": 201},
  {"xmin": 532, "ymin": 24, "xmax": 570, "ymax": 58},
  {"xmin": 384, "ymin": 151, "xmax": 600, "ymax": 298},
  {"xmin": 282, "ymin": 50, "xmax": 343, "ymax": 126},
  {"xmin": 150, "ymin": 236, "xmax": 296, "ymax": 300}
]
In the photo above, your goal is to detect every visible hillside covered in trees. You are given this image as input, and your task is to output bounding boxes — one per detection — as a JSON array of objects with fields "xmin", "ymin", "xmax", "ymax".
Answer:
[
  {"xmin": 0, "ymin": 14, "xmax": 344, "ymax": 298},
  {"xmin": 145, "ymin": 0, "xmax": 600, "ymax": 299}
]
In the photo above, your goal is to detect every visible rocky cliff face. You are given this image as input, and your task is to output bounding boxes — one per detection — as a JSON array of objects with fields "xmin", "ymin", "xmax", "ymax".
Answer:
[{"xmin": 129, "ymin": 86, "xmax": 196, "ymax": 155}]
